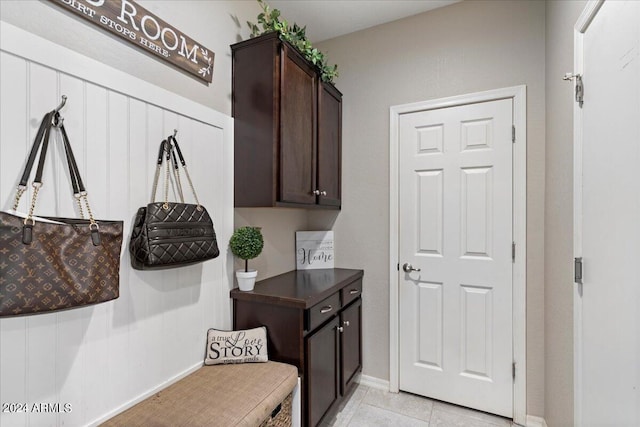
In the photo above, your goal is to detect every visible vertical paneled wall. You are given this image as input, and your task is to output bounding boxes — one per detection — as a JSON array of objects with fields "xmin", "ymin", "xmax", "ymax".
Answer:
[{"xmin": 0, "ymin": 25, "xmax": 233, "ymax": 426}]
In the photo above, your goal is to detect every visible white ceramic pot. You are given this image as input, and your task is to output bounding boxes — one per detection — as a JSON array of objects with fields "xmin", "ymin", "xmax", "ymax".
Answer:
[{"xmin": 236, "ymin": 269, "xmax": 258, "ymax": 291}]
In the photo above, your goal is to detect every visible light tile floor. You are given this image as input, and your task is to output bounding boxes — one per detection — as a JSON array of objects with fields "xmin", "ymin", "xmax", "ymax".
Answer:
[{"xmin": 321, "ymin": 384, "xmax": 517, "ymax": 427}]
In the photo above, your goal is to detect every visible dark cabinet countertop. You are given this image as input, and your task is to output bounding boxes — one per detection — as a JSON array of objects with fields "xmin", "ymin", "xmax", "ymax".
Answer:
[{"xmin": 230, "ymin": 268, "xmax": 363, "ymax": 309}]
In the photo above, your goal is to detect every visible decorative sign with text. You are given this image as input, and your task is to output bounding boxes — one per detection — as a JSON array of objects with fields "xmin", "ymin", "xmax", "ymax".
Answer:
[
  {"xmin": 48, "ymin": 0, "xmax": 214, "ymax": 83},
  {"xmin": 296, "ymin": 231, "xmax": 334, "ymax": 270},
  {"xmin": 205, "ymin": 327, "xmax": 268, "ymax": 365}
]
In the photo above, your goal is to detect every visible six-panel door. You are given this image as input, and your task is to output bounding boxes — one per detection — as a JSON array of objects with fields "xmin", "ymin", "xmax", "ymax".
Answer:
[{"xmin": 398, "ymin": 99, "xmax": 514, "ymax": 417}]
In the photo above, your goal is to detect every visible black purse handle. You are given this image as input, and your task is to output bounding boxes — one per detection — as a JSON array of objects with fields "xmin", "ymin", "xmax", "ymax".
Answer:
[
  {"xmin": 149, "ymin": 135, "xmax": 201, "ymax": 210},
  {"xmin": 168, "ymin": 135, "xmax": 201, "ymax": 208},
  {"xmin": 17, "ymin": 112, "xmax": 53, "ymax": 188},
  {"xmin": 13, "ymin": 110, "xmax": 100, "ymax": 245}
]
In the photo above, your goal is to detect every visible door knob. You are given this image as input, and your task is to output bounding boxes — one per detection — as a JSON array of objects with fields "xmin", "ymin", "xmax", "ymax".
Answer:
[{"xmin": 402, "ymin": 263, "xmax": 421, "ymax": 273}]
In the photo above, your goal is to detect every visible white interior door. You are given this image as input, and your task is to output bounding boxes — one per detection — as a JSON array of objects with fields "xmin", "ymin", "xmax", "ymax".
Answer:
[
  {"xmin": 575, "ymin": 1, "xmax": 640, "ymax": 426},
  {"xmin": 398, "ymin": 99, "xmax": 513, "ymax": 417}
]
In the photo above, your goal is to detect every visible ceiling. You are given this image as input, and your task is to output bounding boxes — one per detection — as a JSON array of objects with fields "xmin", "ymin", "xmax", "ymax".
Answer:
[{"xmin": 268, "ymin": 0, "xmax": 461, "ymax": 43}]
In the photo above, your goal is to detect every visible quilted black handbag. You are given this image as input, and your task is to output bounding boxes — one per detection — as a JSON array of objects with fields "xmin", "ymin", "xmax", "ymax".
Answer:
[{"xmin": 129, "ymin": 136, "xmax": 219, "ymax": 270}]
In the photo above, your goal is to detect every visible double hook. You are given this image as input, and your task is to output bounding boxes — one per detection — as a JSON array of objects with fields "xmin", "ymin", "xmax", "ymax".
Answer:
[{"xmin": 51, "ymin": 95, "xmax": 67, "ymax": 128}]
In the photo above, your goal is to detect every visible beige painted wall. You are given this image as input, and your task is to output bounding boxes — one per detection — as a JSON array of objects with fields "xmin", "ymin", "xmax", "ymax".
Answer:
[
  {"xmin": 312, "ymin": 0, "xmax": 547, "ymax": 416},
  {"xmin": 544, "ymin": 1, "xmax": 586, "ymax": 426},
  {"xmin": 234, "ymin": 208, "xmax": 308, "ymax": 279}
]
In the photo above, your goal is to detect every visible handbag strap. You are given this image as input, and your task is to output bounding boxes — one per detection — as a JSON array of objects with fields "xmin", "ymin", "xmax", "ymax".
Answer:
[
  {"xmin": 58, "ymin": 119, "xmax": 98, "ymax": 233},
  {"xmin": 150, "ymin": 136, "xmax": 201, "ymax": 210},
  {"xmin": 13, "ymin": 112, "xmax": 53, "ymax": 210},
  {"xmin": 170, "ymin": 146, "xmax": 185, "ymax": 203},
  {"xmin": 150, "ymin": 139, "xmax": 169, "ymax": 204},
  {"xmin": 13, "ymin": 110, "xmax": 100, "ymax": 245},
  {"xmin": 168, "ymin": 135, "xmax": 202, "ymax": 209}
]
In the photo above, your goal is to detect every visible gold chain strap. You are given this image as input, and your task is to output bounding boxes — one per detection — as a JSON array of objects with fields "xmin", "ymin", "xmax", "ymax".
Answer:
[
  {"xmin": 80, "ymin": 193, "xmax": 97, "ymax": 227},
  {"xmin": 24, "ymin": 183, "xmax": 42, "ymax": 225},
  {"xmin": 182, "ymin": 166, "xmax": 202, "ymax": 211},
  {"xmin": 150, "ymin": 164, "xmax": 162, "ymax": 202},
  {"xmin": 12, "ymin": 185, "xmax": 26, "ymax": 211},
  {"xmin": 75, "ymin": 194, "xmax": 85, "ymax": 219}
]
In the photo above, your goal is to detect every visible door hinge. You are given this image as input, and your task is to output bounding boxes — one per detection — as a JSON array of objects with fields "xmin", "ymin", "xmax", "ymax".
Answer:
[
  {"xmin": 574, "ymin": 257, "xmax": 583, "ymax": 284},
  {"xmin": 512, "ymin": 125, "xmax": 516, "ymax": 143},
  {"xmin": 575, "ymin": 75, "xmax": 584, "ymax": 108},
  {"xmin": 512, "ymin": 242, "xmax": 516, "ymax": 262},
  {"xmin": 563, "ymin": 73, "xmax": 583, "ymax": 108},
  {"xmin": 512, "ymin": 362, "xmax": 516, "ymax": 380}
]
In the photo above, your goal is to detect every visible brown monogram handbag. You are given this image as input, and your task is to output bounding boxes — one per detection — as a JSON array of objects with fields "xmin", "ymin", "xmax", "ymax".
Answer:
[
  {"xmin": 129, "ymin": 135, "xmax": 219, "ymax": 270},
  {"xmin": 0, "ymin": 111, "xmax": 124, "ymax": 317}
]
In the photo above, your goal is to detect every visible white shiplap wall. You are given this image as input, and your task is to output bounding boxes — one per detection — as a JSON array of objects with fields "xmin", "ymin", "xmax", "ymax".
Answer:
[{"xmin": 0, "ymin": 23, "xmax": 234, "ymax": 427}]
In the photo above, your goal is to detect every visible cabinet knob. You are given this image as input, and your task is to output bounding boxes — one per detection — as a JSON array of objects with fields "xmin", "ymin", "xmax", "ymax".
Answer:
[
  {"xmin": 320, "ymin": 191, "xmax": 327, "ymax": 196},
  {"xmin": 313, "ymin": 190, "xmax": 321, "ymax": 195},
  {"xmin": 343, "ymin": 320, "xmax": 350, "ymax": 327},
  {"xmin": 337, "ymin": 326, "xmax": 344, "ymax": 333}
]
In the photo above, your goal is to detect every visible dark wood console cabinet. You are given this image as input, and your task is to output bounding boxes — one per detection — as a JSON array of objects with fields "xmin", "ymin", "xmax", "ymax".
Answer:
[
  {"xmin": 230, "ymin": 269, "xmax": 363, "ymax": 427},
  {"xmin": 231, "ymin": 33, "xmax": 342, "ymax": 209}
]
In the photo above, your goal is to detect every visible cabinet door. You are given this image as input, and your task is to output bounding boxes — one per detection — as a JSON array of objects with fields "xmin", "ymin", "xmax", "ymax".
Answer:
[
  {"xmin": 306, "ymin": 316, "xmax": 339, "ymax": 427},
  {"xmin": 317, "ymin": 82, "xmax": 342, "ymax": 207},
  {"xmin": 280, "ymin": 45, "xmax": 317, "ymax": 205},
  {"xmin": 340, "ymin": 298, "xmax": 362, "ymax": 394}
]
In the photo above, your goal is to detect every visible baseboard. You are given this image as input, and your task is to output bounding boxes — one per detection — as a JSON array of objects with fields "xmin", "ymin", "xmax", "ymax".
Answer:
[
  {"xmin": 86, "ymin": 361, "xmax": 204, "ymax": 426},
  {"xmin": 357, "ymin": 374, "xmax": 390, "ymax": 391},
  {"xmin": 526, "ymin": 415, "xmax": 548, "ymax": 427}
]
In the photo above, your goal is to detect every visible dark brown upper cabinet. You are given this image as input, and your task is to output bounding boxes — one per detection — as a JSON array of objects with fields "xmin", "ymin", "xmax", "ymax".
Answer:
[{"xmin": 232, "ymin": 33, "xmax": 342, "ymax": 209}]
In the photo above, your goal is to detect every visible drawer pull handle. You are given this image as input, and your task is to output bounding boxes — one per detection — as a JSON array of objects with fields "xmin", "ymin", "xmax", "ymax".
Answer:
[
  {"xmin": 320, "ymin": 306, "xmax": 333, "ymax": 314},
  {"xmin": 349, "ymin": 289, "xmax": 359, "ymax": 295}
]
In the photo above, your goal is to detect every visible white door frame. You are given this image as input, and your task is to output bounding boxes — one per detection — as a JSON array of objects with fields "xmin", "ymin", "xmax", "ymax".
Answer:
[
  {"xmin": 572, "ymin": 2, "xmax": 605, "ymax": 427},
  {"xmin": 389, "ymin": 86, "xmax": 527, "ymax": 425}
]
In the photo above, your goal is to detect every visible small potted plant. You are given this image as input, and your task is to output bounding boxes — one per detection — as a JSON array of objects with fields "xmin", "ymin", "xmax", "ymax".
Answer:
[{"xmin": 229, "ymin": 226, "xmax": 264, "ymax": 291}]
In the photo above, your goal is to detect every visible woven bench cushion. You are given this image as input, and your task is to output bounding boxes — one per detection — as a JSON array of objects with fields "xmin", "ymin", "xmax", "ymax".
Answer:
[{"xmin": 102, "ymin": 361, "xmax": 298, "ymax": 427}]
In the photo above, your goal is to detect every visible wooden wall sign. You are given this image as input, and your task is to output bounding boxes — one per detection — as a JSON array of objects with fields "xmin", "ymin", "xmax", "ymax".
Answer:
[{"xmin": 48, "ymin": 0, "xmax": 214, "ymax": 84}]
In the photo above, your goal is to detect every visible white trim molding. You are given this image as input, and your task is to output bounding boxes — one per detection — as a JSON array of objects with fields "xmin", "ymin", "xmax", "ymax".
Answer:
[
  {"xmin": 389, "ymin": 86, "xmax": 527, "ymax": 426},
  {"xmin": 526, "ymin": 415, "xmax": 548, "ymax": 427},
  {"xmin": 573, "ymin": 2, "xmax": 604, "ymax": 427},
  {"xmin": 357, "ymin": 374, "xmax": 391, "ymax": 392}
]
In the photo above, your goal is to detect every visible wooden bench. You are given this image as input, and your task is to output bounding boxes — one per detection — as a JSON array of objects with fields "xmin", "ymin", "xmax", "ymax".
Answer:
[{"xmin": 102, "ymin": 361, "xmax": 298, "ymax": 427}]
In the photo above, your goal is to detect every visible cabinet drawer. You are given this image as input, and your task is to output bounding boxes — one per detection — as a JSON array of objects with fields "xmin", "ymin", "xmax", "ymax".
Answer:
[
  {"xmin": 341, "ymin": 279, "xmax": 362, "ymax": 307},
  {"xmin": 308, "ymin": 293, "xmax": 340, "ymax": 332}
]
